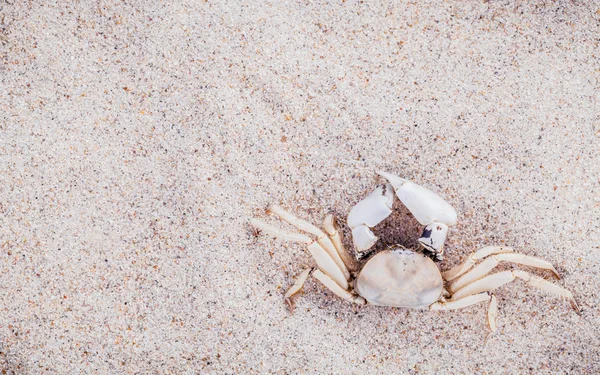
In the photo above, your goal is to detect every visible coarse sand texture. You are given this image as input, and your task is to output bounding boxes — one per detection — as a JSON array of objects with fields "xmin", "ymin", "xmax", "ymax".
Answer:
[{"xmin": 1, "ymin": 1, "xmax": 599, "ymax": 374}]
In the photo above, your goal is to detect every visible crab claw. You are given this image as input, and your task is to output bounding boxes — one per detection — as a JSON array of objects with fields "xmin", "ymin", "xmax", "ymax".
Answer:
[
  {"xmin": 377, "ymin": 171, "xmax": 457, "ymax": 260},
  {"xmin": 376, "ymin": 172, "xmax": 457, "ymax": 226},
  {"xmin": 347, "ymin": 183, "xmax": 395, "ymax": 256},
  {"xmin": 348, "ymin": 172, "xmax": 457, "ymax": 260}
]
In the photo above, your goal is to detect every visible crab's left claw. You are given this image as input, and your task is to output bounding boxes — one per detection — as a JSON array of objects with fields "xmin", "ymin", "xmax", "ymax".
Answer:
[{"xmin": 347, "ymin": 183, "xmax": 395, "ymax": 257}]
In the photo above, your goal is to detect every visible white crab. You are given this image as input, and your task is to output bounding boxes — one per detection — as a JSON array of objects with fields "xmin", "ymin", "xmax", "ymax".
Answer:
[{"xmin": 251, "ymin": 172, "xmax": 579, "ymax": 337}]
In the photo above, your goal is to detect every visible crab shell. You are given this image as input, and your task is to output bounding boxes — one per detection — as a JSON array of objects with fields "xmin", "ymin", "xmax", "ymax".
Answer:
[{"xmin": 354, "ymin": 248, "xmax": 443, "ymax": 308}]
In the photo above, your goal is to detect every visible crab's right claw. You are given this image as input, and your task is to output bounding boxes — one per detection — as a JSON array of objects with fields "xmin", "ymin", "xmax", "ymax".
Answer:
[
  {"xmin": 377, "ymin": 171, "xmax": 457, "ymax": 260},
  {"xmin": 347, "ymin": 183, "xmax": 395, "ymax": 256},
  {"xmin": 377, "ymin": 172, "xmax": 457, "ymax": 226}
]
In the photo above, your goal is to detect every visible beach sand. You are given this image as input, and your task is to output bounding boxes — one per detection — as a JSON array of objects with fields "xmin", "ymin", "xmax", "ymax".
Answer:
[{"xmin": 1, "ymin": 1, "xmax": 599, "ymax": 373}]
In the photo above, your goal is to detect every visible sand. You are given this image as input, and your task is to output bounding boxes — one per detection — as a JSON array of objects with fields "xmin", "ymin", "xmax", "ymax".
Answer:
[{"xmin": 1, "ymin": 0, "xmax": 599, "ymax": 373}]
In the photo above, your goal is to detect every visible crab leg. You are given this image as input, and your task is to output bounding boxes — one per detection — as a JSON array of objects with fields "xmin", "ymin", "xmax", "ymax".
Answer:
[
  {"xmin": 251, "ymin": 217, "xmax": 349, "ymax": 289},
  {"xmin": 250, "ymin": 218, "xmax": 312, "ymax": 244},
  {"xmin": 267, "ymin": 205, "xmax": 325, "ymax": 236},
  {"xmin": 250, "ymin": 212, "xmax": 360, "ymax": 306},
  {"xmin": 312, "ymin": 270, "xmax": 366, "ymax": 305},
  {"xmin": 285, "ymin": 268, "xmax": 314, "ymax": 301},
  {"xmin": 307, "ymin": 242, "xmax": 348, "ymax": 289},
  {"xmin": 323, "ymin": 214, "xmax": 360, "ymax": 272},
  {"xmin": 449, "ymin": 253, "xmax": 560, "ymax": 293},
  {"xmin": 429, "ymin": 292, "xmax": 491, "ymax": 310},
  {"xmin": 431, "ymin": 292, "xmax": 499, "ymax": 339},
  {"xmin": 269, "ymin": 205, "xmax": 350, "ymax": 280},
  {"xmin": 449, "ymin": 270, "xmax": 579, "ymax": 312},
  {"xmin": 442, "ymin": 246, "xmax": 514, "ymax": 281},
  {"xmin": 486, "ymin": 294, "xmax": 499, "ymax": 343}
]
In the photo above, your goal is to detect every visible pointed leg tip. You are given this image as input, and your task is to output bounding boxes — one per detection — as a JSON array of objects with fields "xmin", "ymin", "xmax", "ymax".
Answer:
[
  {"xmin": 285, "ymin": 298, "xmax": 296, "ymax": 313},
  {"xmin": 570, "ymin": 300, "xmax": 581, "ymax": 315}
]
